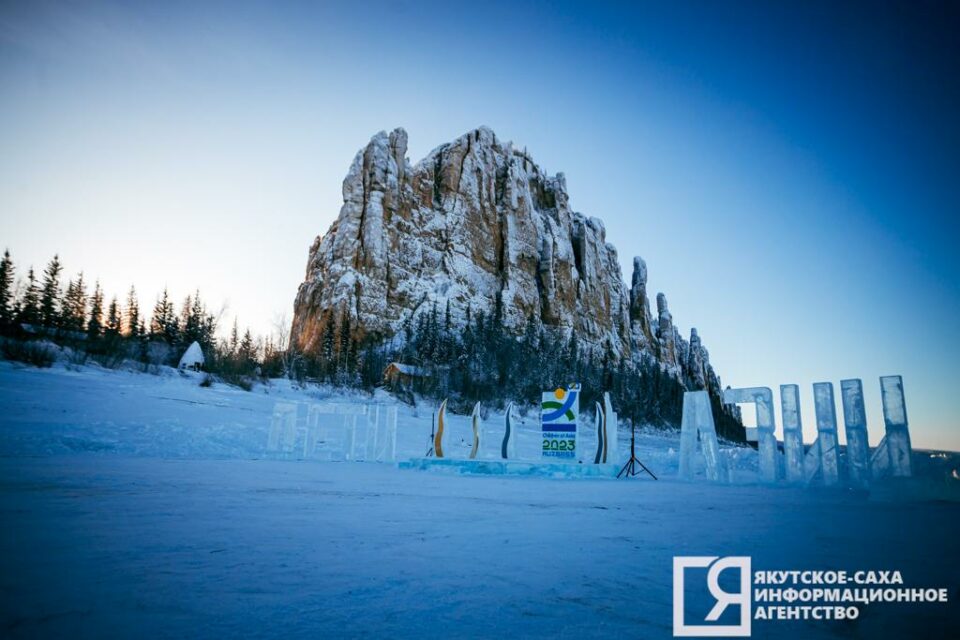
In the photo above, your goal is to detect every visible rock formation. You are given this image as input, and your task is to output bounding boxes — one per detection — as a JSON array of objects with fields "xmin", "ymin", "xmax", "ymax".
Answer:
[
  {"xmin": 291, "ymin": 127, "xmax": 737, "ymax": 430},
  {"xmin": 686, "ymin": 328, "xmax": 708, "ymax": 390},
  {"xmin": 654, "ymin": 293, "xmax": 677, "ymax": 369}
]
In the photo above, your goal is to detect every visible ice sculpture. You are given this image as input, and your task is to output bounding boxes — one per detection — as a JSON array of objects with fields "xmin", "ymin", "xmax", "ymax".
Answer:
[
  {"xmin": 267, "ymin": 402, "xmax": 298, "ymax": 453},
  {"xmin": 871, "ymin": 375, "xmax": 913, "ymax": 477},
  {"xmin": 306, "ymin": 404, "xmax": 360, "ymax": 461},
  {"xmin": 469, "ymin": 401, "xmax": 481, "ymax": 459},
  {"xmin": 269, "ymin": 402, "xmax": 397, "ymax": 462},
  {"xmin": 604, "ymin": 392, "xmax": 619, "ymax": 463},
  {"xmin": 808, "ymin": 383, "xmax": 840, "ymax": 486},
  {"xmin": 839, "ymin": 379, "xmax": 871, "ymax": 488},
  {"xmin": 434, "ymin": 399, "xmax": 448, "ymax": 458},
  {"xmin": 706, "ymin": 376, "xmax": 911, "ymax": 487},
  {"xmin": 593, "ymin": 401, "xmax": 605, "ymax": 464},
  {"xmin": 305, "ymin": 404, "xmax": 341, "ymax": 460},
  {"xmin": 501, "ymin": 402, "xmax": 516, "ymax": 459},
  {"xmin": 723, "ymin": 387, "xmax": 778, "ymax": 482},
  {"xmin": 679, "ymin": 391, "xmax": 728, "ymax": 482},
  {"xmin": 351, "ymin": 404, "xmax": 398, "ymax": 462},
  {"xmin": 779, "ymin": 384, "xmax": 805, "ymax": 483}
]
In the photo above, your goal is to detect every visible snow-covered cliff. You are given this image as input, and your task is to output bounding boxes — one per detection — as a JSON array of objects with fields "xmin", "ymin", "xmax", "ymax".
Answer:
[{"xmin": 291, "ymin": 127, "xmax": 726, "ymax": 398}]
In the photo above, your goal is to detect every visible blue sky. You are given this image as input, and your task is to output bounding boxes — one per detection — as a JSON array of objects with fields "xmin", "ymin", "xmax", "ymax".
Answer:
[{"xmin": 1, "ymin": 1, "xmax": 958, "ymax": 450}]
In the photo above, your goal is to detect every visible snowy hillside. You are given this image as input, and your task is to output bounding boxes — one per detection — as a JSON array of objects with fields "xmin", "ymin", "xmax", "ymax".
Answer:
[{"xmin": 1, "ymin": 363, "xmax": 958, "ymax": 638}]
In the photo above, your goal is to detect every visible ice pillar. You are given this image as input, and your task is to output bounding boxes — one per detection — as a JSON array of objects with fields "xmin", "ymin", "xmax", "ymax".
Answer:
[
  {"xmin": 469, "ymin": 402, "xmax": 481, "ymax": 459},
  {"xmin": 779, "ymin": 384, "xmax": 805, "ymax": 484},
  {"xmin": 593, "ymin": 402, "xmax": 605, "ymax": 464},
  {"xmin": 812, "ymin": 383, "xmax": 840, "ymax": 486},
  {"xmin": 880, "ymin": 375, "xmax": 912, "ymax": 477},
  {"xmin": 680, "ymin": 391, "xmax": 728, "ymax": 482},
  {"xmin": 840, "ymin": 379, "xmax": 870, "ymax": 488},
  {"xmin": 604, "ymin": 392, "xmax": 620, "ymax": 463},
  {"xmin": 723, "ymin": 387, "xmax": 778, "ymax": 482},
  {"xmin": 267, "ymin": 402, "xmax": 298, "ymax": 454}
]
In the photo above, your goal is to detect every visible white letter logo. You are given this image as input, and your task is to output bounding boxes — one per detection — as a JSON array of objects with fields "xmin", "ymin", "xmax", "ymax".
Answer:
[{"xmin": 673, "ymin": 556, "xmax": 751, "ymax": 637}]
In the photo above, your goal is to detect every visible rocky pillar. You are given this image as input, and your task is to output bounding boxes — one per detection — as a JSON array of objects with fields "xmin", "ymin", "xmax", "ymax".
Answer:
[{"xmin": 656, "ymin": 292, "xmax": 677, "ymax": 367}]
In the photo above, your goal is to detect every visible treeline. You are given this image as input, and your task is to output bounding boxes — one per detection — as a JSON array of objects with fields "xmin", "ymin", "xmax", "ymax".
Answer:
[
  {"xmin": 0, "ymin": 250, "xmax": 285, "ymax": 386},
  {"xmin": 291, "ymin": 299, "xmax": 743, "ymax": 440},
  {"xmin": 1, "ymin": 249, "xmax": 741, "ymax": 437}
]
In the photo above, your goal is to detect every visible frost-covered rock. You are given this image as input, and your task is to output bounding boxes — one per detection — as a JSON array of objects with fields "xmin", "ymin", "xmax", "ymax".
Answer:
[
  {"xmin": 685, "ymin": 328, "xmax": 708, "ymax": 390},
  {"xmin": 655, "ymin": 293, "xmax": 678, "ymax": 369},
  {"xmin": 291, "ymin": 127, "xmax": 728, "ymax": 393},
  {"xmin": 629, "ymin": 257, "xmax": 655, "ymax": 351}
]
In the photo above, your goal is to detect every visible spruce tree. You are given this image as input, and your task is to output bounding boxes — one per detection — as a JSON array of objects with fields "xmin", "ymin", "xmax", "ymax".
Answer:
[
  {"xmin": 87, "ymin": 281, "xmax": 104, "ymax": 339},
  {"xmin": 182, "ymin": 291, "xmax": 208, "ymax": 349},
  {"xmin": 17, "ymin": 267, "xmax": 40, "ymax": 326},
  {"xmin": 337, "ymin": 311, "xmax": 353, "ymax": 381},
  {"xmin": 149, "ymin": 290, "xmax": 163, "ymax": 337},
  {"xmin": 61, "ymin": 279, "xmax": 76, "ymax": 329},
  {"xmin": 106, "ymin": 297, "xmax": 121, "ymax": 337},
  {"xmin": 229, "ymin": 319, "xmax": 239, "ymax": 355},
  {"xmin": 150, "ymin": 288, "xmax": 178, "ymax": 344},
  {"xmin": 60, "ymin": 273, "xmax": 87, "ymax": 333},
  {"xmin": 124, "ymin": 286, "xmax": 140, "ymax": 338},
  {"xmin": 437, "ymin": 299, "xmax": 453, "ymax": 364},
  {"xmin": 200, "ymin": 308, "xmax": 216, "ymax": 353},
  {"xmin": 39, "ymin": 255, "xmax": 63, "ymax": 328},
  {"xmin": 314, "ymin": 321, "xmax": 331, "ymax": 381},
  {"xmin": 179, "ymin": 294, "xmax": 193, "ymax": 343},
  {"xmin": 425, "ymin": 303, "xmax": 439, "ymax": 363},
  {"xmin": 0, "ymin": 249, "xmax": 13, "ymax": 330},
  {"xmin": 173, "ymin": 291, "xmax": 215, "ymax": 353},
  {"xmin": 238, "ymin": 329, "xmax": 255, "ymax": 372}
]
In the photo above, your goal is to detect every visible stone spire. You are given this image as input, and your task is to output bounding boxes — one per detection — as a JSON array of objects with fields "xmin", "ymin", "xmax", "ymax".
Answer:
[
  {"xmin": 686, "ymin": 327, "xmax": 707, "ymax": 389},
  {"xmin": 656, "ymin": 292, "xmax": 677, "ymax": 367},
  {"xmin": 628, "ymin": 256, "xmax": 654, "ymax": 347}
]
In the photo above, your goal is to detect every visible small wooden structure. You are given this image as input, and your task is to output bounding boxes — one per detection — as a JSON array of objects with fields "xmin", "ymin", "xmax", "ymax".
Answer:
[{"xmin": 382, "ymin": 362, "xmax": 427, "ymax": 389}]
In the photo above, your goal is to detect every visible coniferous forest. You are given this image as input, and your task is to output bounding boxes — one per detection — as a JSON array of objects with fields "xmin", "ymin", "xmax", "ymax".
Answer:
[
  {"xmin": 289, "ymin": 299, "xmax": 742, "ymax": 439},
  {"xmin": 0, "ymin": 249, "xmax": 742, "ymax": 439},
  {"xmin": 0, "ymin": 250, "xmax": 284, "ymax": 389}
]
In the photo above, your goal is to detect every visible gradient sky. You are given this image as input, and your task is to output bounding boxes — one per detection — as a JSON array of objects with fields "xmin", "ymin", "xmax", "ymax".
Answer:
[{"xmin": 1, "ymin": 1, "xmax": 958, "ymax": 450}]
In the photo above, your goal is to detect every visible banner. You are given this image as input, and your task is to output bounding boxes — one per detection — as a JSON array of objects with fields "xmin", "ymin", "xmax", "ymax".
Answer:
[{"xmin": 541, "ymin": 384, "xmax": 580, "ymax": 460}]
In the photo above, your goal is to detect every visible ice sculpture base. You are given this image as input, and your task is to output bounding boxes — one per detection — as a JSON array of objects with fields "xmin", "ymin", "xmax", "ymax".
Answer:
[{"xmin": 399, "ymin": 458, "xmax": 621, "ymax": 479}]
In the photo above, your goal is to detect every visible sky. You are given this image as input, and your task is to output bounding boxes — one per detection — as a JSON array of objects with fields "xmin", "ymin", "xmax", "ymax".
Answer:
[{"xmin": 1, "ymin": 0, "xmax": 958, "ymax": 450}]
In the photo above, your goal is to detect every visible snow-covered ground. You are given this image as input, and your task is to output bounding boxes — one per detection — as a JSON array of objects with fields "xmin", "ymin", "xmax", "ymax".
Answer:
[{"xmin": 1, "ymin": 361, "xmax": 958, "ymax": 638}]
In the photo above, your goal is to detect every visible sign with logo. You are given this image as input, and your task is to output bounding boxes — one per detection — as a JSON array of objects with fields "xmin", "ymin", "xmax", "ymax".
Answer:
[
  {"xmin": 541, "ymin": 384, "xmax": 579, "ymax": 459},
  {"xmin": 673, "ymin": 556, "xmax": 752, "ymax": 637}
]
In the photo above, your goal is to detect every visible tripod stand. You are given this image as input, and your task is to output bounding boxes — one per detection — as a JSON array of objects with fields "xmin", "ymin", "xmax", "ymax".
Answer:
[
  {"xmin": 425, "ymin": 411, "xmax": 435, "ymax": 457},
  {"xmin": 618, "ymin": 421, "xmax": 658, "ymax": 479}
]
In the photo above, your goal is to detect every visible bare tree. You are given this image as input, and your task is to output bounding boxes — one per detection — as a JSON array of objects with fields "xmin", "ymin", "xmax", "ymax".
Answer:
[{"xmin": 272, "ymin": 312, "xmax": 291, "ymax": 377}]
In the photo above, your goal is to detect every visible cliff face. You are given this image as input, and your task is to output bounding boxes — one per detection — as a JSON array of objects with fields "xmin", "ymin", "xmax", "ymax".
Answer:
[{"xmin": 292, "ymin": 127, "xmax": 730, "ymax": 405}]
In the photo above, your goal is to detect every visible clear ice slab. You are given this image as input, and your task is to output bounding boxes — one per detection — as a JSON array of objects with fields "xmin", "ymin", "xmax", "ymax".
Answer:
[{"xmin": 723, "ymin": 387, "xmax": 778, "ymax": 482}]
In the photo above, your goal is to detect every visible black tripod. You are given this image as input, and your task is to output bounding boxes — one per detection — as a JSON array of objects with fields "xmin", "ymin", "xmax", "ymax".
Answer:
[
  {"xmin": 425, "ymin": 411, "xmax": 435, "ymax": 457},
  {"xmin": 618, "ymin": 421, "xmax": 658, "ymax": 479}
]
